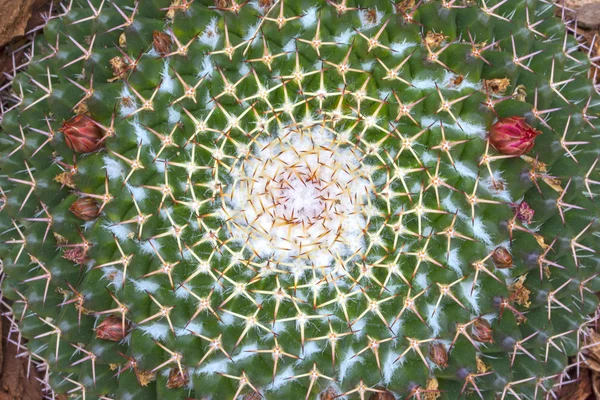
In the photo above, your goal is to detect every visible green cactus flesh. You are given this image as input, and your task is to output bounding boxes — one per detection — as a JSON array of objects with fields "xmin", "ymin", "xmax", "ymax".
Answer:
[{"xmin": 1, "ymin": 0, "xmax": 600, "ymax": 398}]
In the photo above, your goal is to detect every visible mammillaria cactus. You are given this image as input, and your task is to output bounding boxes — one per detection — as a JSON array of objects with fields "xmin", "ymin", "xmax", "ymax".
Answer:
[{"xmin": 1, "ymin": 0, "xmax": 600, "ymax": 398}]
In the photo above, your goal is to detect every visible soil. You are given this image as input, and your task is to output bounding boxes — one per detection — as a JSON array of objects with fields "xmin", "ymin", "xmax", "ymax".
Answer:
[
  {"xmin": 0, "ymin": 0, "xmax": 57, "ymax": 87},
  {"xmin": 0, "ymin": 1, "xmax": 56, "ymax": 397},
  {"xmin": 0, "ymin": 314, "xmax": 43, "ymax": 400}
]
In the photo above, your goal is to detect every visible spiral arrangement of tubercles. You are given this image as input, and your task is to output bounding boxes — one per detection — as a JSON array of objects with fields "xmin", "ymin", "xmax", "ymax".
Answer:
[{"xmin": 0, "ymin": 0, "xmax": 600, "ymax": 399}]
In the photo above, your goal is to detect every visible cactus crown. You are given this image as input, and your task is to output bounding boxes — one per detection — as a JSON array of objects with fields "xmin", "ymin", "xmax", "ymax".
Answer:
[{"xmin": 1, "ymin": 0, "xmax": 600, "ymax": 399}]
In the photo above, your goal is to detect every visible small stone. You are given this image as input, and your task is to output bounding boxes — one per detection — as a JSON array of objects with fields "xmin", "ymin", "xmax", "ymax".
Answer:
[{"xmin": 563, "ymin": 0, "xmax": 600, "ymax": 28}]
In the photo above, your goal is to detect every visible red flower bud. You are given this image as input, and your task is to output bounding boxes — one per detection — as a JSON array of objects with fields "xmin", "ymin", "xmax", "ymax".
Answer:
[
  {"xmin": 514, "ymin": 201, "xmax": 534, "ymax": 224},
  {"xmin": 70, "ymin": 197, "xmax": 100, "ymax": 221},
  {"xmin": 492, "ymin": 246, "xmax": 513, "ymax": 268},
  {"xmin": 489, "ymin": 117, "xmax": 541, "ymax": 156},
  {"xmin": 96, "ymin": 315, "xmax": 129, "ymax": 341},
  {"xmin": 60, "ymin": 114, "xmax": 104, "ymax": 153}
]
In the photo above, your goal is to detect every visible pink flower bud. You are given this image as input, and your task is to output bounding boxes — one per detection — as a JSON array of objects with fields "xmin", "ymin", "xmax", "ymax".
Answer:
[
  {"xmin": 514, "ymin": 201, "xmax": 534, "ymax": 224},
  {"xmin": 60, "ymin": 115, "xmax": 104, "ymax": 153},
  {"xmin": 489, "ymin": 117, "xmax": 541, "ymax": 156}
]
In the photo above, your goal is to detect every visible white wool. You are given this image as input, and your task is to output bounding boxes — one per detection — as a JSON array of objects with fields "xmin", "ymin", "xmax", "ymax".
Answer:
[
  {"xmin": 351, "ymin": 318, "xmax": 367, "ymax": 340},
  {"xmin": 139, "ymin": 323, "xmax": 169, "ymax": 340},
  {"xmin": 334, "ymin": 29, "xmax": 355, "ymax": 45},
  {"xmin": 145, "ymin": 47, "xmax": 159, "ymax": 58},
  {"xmin": 176, "ymin": 321, "xmax": 202, "ymax": 336},
  {"xmin": 266, "ymin": 366, "xmax": 294, "ymax": 391},
  {"xmin": 224, "ymin": 128, "xmax": 369, "ymax": 267},
  {"xmin": 100, "ymin": 266, "xmax": 123, "ymax": 291},
  {"xmin": 339, "ymin": 347, "xmax": 362, "ymax": 383},
  {"xmin": 233, "ymin": 344, "xmax": 258, "ymax": 362},
  {"xmin": 195, "ymin": 359, "xmax": 230, "ymax": 376},
  {"xmin": 453, "ymin": 161, "xmax": 478, "ymax": 180},
  {"xmin": 482, "ymin": 173, "xmax": 512, "ymax": 202},
  {"xmin": 447, "ymin": 247, "xmax": 463, "ymax": 275},
  {"xmin": 198, "ymin": 18, "xmax": 220, "ymax": 49},
  {"xmin": 238, "ymin": 62, "xmax": 250, "ymax": 77},
  {"xmin": 118, "ymin": 85, "xmax": 137, "ymax": 117},
  {"xmin": 103, "ymin": 155, "xmax": 124, "ymax": 180},
  {"xmin": 58, "ymin": 319, "xmax": 73, "ymax": 332},
  {"xmin": 159, "ymin": 206, "xmax": 173, "ymax": 220},
  {"xmin": 83, "ymin": 220, "xmax": 95, "ymax": 231},
  {"xmin": 139, "ymin": 239, "xmax": 161, "ymax": 254},
  {"xmin": 175, "ymin": 284, "xmax": 191, "ymax": 299},
  {"xmin": 420, "ymin": 116, "xmax": 486, "ymax": 137},
  {"xmin": 243, "ymin": 21, "xmax": 262, "ymax": 45},
  {"xmin": 421, "ymin": 150, "xmax": 437, "ymax": 165},
  {"xmin": 126, "ymin": 183, "xmax": 147, "ymax": 201},
  {"xmin": 426, "ymin": 304, "xmax": 442, "ymax": 336},
  {"xmin": 362, "ymin": 60, "xmax": 375, "ymax": 72},
  {"xmin": 382, "ymin": 350, "xmax": 402, "ymax": 385},
  {"xmin": 283, "ymin": 38, "xmax": 296, "ymax": 55},
  {"xmin": 471, "ymin": 217, "xmax": 493, "ymax": 246},
  {"xmin": 159, "ymin": 60, "xmax": 174, "ymax": 94},
  {"xmin": 358, "ymin": 9, "xmax": 384, "ymax": 29},
  {"xmin": 198, "ymin": 56, "xmax": 214, "ymax": 79},
  {"xmin": 154, "ymin": 158, "xmax": 166, "ymax": 172},
  {"xmin": 167, "ymin": 107, "xmax": 181, "ymax": 125},
  {"xmin": 219, "ymin": 311, "xmax": 235, "ymax": 326},
  {"xmin": 131, "ymin": 120, "xmax": 151, "ymax": 145},
  {"xmin": 391, "ymin": 41, "xmax": 417, "ymax": 56},
  {"xmin": 301, "ymin": 7, "xmax": 318, "ymax": 28},
  {"xmin": 378, "ymin": 89, "xmax": 391, "ymax": 101},
  {"xmin": 414, "ymin": 273, "xmax": 428, "ymax": 289},
  {"xmin": 104, "ymin": 223, "xmax": 131, "ymax": 241},
  {"xmin": 129, "ymin": 277, "xmax": 160, "ymax": 293},
  {"xmin": 455, "ymin": 118, "xmax": 487, "ymax": 137},
  {"xmin": 300, "ymin": 341, "xmax": 321, "ymax": 360},
  {"xmin": 411, "ymin": 78, "xmax": 439, "ymax": 90},
  {"xmin": 460, "ymin": 280, "xmax": 481, "ymax": 314}
]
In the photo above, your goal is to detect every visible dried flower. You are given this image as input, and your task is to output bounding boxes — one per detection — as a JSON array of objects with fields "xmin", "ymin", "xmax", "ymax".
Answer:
[
  {"xmin": 70, "ymin": 197, "xmax": 100, "ymax": 221},
  {"xmin": 63, "ymin": 248, "xmax": 87, "ymax": 264},
  {"xmin": 514, "ymin": 201, "xmax": 534, "ymax": 224},
  {"xmin": 429, "ymin": 342, "xmax": 448, "ymax": 368},
  {"xmin": 60, "ymin": 114, "xmax": 105, "ymax": 153},
  {"xmin": 489, "ymin": 117, "xmax": 541, "ymax": 156},
  {"xmin": 492, "ymin": 246, "xmax": 513, "ymax": 268},
  {"xmin": 166, "ymin": 368, "xmax": 189, "ymax": 389},
  {"xmin": 96, "ymin": 315, "xmax": 129, "ymax": 341},
  {"xmin": 320, "ymin": 387, "xmax": 339, "ymax": 400},
  {"xmin": 153, "ymin": 30, "xmax": 172, "ymax": 56},
  {"xmin": 472, "ymin": 318, "xmax": 494, "ymax": 343}
]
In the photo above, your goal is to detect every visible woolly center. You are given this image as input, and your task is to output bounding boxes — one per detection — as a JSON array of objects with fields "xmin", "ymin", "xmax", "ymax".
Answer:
[{"xmin": 225, "ymin": 127, "xmax": 371, "ymax": 266}]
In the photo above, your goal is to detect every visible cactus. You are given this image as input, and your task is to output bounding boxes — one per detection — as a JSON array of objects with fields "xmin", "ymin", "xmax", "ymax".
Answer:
[{"xmin": 1, "ymin": 0, "xmax": 600, "ymax": 398}]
